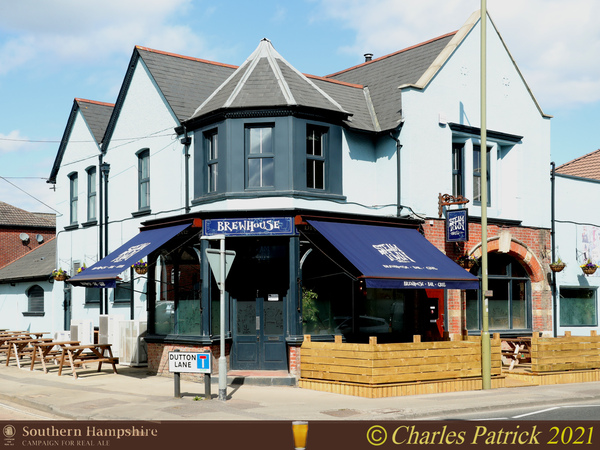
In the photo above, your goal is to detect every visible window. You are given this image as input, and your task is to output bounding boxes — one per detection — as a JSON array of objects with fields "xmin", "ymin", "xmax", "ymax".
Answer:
[
  {"xmin": 246, "ymin": 125, "xmax": 274, "ymax": 188},
  {"xmin": 138, "ymin": 149, "xmax": 150, "ymax": 210},
  {"xmin": 85, "ymin": 288, "xmax": 101, "ymax": 304},
  {"xmin": 560, "ymin": 288, "xmax": 598, "ymax": 327},
  {"xmin": 452, "ymin": 143, "xmax": 464, "ymax": 197},
  {"xmin": 86, "ymin": 167, "xmax": 97, "ymax": 221},
  {"xmin": 205, "ymin": 130, "xmax": 218, "ymax": 193},
  {"xmin": 466, "ymin": 253, "xmax": 531, "ymax": 331},
  {"xmin": 307, "ymin": 125, "xmax": 327, "ymax": 190},
  {"xmin": 69, "ymin": 173, "xmax": 78, "ymax": 224},
  {"xmin": 115, "ymin": 281, "xmax": 132, "ymax": 304},
  {"xmin": 26, "ymin": 285, "xmax": 44, "ymax": 314},
  {"xmin": 473, "ymin": 144, "xmax": 491, "ymax": 206}
]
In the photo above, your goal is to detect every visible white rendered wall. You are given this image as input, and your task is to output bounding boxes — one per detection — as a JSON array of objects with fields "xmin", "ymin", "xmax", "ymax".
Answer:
[
  {"xmin": 553, "ymin": 175, "xmax": 600, "ymax": 336},
  {"xmin": 397, "ymin": 16, "xmax": 551, "ymax": 228}
]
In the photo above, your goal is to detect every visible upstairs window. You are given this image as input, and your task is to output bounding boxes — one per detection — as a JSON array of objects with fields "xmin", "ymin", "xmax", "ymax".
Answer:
[
  {"xmin": 451, "ymin": 143, "xmax": 464, "ymax": 198},
  {"xmin": 205, "ymin": 129, "xmax": 218, "ymax": 193},
  {"xmin": 306, "ymin": 125, "xmax": 327, "ymax": 190},
  {"xmin": 473, "ymin": 144, "xmax": 491, "ymax": 206},
  {"xmin": 69, "ymin": 172, "xmax": 78, "ymax": 224},
  {"xmin": 246, "ymin": 125, "xmax": 274, "ymax": 188},
  {"xmin": 86, "ymin": 166, "xmax": 97, "ymax": 221},
  {"xmin": 137, "ymin": 149, "xmax": 150, "ymax": 210}
]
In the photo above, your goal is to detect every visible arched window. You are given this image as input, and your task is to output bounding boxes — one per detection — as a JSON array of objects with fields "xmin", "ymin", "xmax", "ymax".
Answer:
[
  {"xmin": 27, "ymin": 285, "xmax": 45, "ymax": 315},
  {"xmin": 466, "ymin": 253, "xmax": 531, "ymax": 332}
]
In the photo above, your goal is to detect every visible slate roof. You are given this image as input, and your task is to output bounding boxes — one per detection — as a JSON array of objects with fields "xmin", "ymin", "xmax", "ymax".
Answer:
[
  {"xmin": 556, "ymin": 149, "xmax": 600, "ymax": 181},
  {"xmin": 189, "ymin": 39, "xmax": 349, "ymax": 121},
  {"xmin": 48, "ymin": 99, "xmax": 114, "ymax": 184},
  {"xmin": 0, "ymin": 202, "xmax": 55, "ymax": 228},
  {"xmin": 137, "ymin": 46, "xmax": 237, "ymax": 121},
  {"xmin": 0, "ymin": 238, "xmax": 55, "ymax": 282},
  {"xmin": 76, "ymin": 99, "xmax": 114, "ymax": 144},
  {"xmin": 325, "ymin": 32, "xmax": 457, "ymax": 131}
]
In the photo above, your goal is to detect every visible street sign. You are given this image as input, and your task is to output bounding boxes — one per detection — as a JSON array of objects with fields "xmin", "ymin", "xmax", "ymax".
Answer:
[
  {"xmin": 205, "ymin": 249, "xmax": 236, "ymax": 284},
  {"xmin": 168, "ymin": 351, "xmax": 212, "ymax": 374}
]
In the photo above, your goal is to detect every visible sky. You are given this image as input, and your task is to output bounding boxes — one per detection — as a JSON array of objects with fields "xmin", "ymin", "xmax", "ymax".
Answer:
[{"xmin": 1, "ymin": 0, "xmax": 599, "ymax": 215}]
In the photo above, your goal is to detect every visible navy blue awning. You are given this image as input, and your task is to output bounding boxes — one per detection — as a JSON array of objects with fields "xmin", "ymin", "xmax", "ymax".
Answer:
[
  {"xmin": 308, "ymin": 220, "xmax": 479, "ymax": 290},
  {"xmin": 68, "ymin": 223, "xmax": 191, "ymax": 288}
]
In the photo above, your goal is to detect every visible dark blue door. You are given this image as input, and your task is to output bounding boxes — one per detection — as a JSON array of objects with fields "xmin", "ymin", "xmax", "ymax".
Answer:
[{"xmin": 232, "ymin": 292, "xmax": 286, "ymax": 370}]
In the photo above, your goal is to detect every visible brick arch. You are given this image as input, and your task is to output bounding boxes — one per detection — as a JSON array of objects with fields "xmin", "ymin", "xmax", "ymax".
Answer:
[{"xmin": 470, "ymin": 238, "xmax": 544, "ymax": 283}]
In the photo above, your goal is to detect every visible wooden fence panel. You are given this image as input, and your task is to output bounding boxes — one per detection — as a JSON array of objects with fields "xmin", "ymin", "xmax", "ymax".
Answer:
[
  {"xmin": 300, "ymin": 335, "xmax": 501, "ymax": 385},
  {"xmin": 531, "ymin": 331, "xmax": 600, "ymax": 373}
]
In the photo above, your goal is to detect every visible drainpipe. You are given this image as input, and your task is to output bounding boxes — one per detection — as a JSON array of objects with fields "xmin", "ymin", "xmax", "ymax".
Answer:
[
  {"xmin": 551, "ymin": 161, "xmax": 557, "ymax": 337},
  {"xmin": 389, "ymin": 125, "xmax": 403, "ymax": 217},
  {"xmin": 180, "ymin": 126, "xmax": 192, "ymax": 214},
  {"xmin": 98, "ymin": 155, "xmax": 104, "ymax": 315}
]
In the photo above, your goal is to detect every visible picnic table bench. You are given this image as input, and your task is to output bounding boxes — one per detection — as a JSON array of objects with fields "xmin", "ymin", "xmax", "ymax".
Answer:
[
  {"xmin": 4, "ymin": 337, "xmax": 54, "ymax": 368},
  {"xmin": 502, "ymin": 337, "xmax": 532, "ymax": 369},
  {"xmin": 58, "ymin": 344, "xmax": 118, "ymax": 379},
  {"xmin": 30, "ymin": 341, "xmax": 81, "ymax": 373}
]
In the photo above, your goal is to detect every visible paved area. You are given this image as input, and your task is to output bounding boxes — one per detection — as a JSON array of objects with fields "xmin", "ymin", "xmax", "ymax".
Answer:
[{"xmin": 2, "ymin": 364, "xmax": 600, "ymax": 421}]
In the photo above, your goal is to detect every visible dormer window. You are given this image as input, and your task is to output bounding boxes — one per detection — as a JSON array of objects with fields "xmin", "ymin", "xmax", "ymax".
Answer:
[{"xmin": 246, "ymin": 125, "xmax": 274, "ymax": 188}]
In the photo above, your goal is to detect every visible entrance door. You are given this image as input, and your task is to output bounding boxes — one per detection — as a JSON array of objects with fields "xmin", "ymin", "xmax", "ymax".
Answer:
[{"xmin": 232, "ymin": 292, "xmax": 286, "ymax": 370}]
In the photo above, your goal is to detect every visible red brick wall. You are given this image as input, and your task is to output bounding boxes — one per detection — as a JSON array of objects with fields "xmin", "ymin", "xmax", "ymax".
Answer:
[
  {"xmin": 0, "ymin": 228, "xmax": 55, "ymax": 269},
  {"xmin": 422, "ymin": 219, "xmax": 552, "ymax": 334}
]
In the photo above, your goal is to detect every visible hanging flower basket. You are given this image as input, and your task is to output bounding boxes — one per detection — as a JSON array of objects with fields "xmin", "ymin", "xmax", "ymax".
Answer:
[
  {"xmin": 457, "ymin": 255, "xmax": 478, "ymax": 269},
  {"xmin": 581, "ymin": 260, "xmax": 598, "ymax": 275},
  {"xmin": 52, "ymin": 268, "xmax": 69, "ymax": 281},
  {"xmin": 549, "ymin": 262, "xmax": 566, "ymax": 273},
  {"xmin": 132, "ymin": 260, "xmax": 148, "ymax": 275}
]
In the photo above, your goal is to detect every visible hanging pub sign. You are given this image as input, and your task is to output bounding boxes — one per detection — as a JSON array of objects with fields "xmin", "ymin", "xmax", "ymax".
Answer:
[
  {"xmin": 203, "ymin": 217, "xmax": 296, "ymax": 237},
  {"xmin": 446, "ymin": 209, "xmax": 469, "ymax": 242}
]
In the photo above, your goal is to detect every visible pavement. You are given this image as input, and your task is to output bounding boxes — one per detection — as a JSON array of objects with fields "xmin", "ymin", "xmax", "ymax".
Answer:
[{"xmin": 2, "ymin": 363, "xmax": 600, "ymax": 421}]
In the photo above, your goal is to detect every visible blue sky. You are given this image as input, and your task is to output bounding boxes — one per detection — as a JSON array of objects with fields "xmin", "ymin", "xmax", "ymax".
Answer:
[{"xmin": 1, "ymin": 0, "xmax": 599, "ymax": 214}]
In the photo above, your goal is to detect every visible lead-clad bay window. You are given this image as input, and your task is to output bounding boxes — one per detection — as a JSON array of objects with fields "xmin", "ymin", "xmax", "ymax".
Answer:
[
  {"xmin": 246, "ymin": 125, "xmax": 274, "ymax": 188},
  {"xmin": 205, "ymin": 129, "xmax": 218, "ymax": 193},
  {"xmin": 560, "ymin": 287, "xmax": 598, "ymax": 327},
  {"xmin": 137, "ymin": 148, "xmax": 150, "ymax": 210},
  {"xmin": 306, "ymin": 125, "xmax": 327, "ymax": 190},
  {"xmin": 68, "ymin": 172, "xmax": 78, "ymax": 224}
]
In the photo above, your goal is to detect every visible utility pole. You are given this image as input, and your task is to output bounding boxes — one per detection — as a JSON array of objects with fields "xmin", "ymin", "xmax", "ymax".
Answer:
[{"xmin": 480, "ymin": 0, "xmax": 491, "ymax": 390}]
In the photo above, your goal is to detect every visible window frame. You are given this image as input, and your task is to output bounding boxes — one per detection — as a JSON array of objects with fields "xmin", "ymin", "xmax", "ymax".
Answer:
[
  {"xmin": 25, "ymin": 285, "xmax": 45, "ymax": 316},
  {"xmin": 205, "ymin": 129, "xmax": 219, "ymax": 193},
  {"xmin": 473, "ymin": 144, "xmax": 492, "ymax": 207},
  {"xmin": 86, "ymin": 166, "xmax": 97, "ymax": 221},
  {"xmin": 306, "ymin": 124, "xmax": 327, "ymax": 190},
  {"xmin": 68, "ymin": 172, "xmax": 78, "ymax": 225},
  {"xmin": 451, "ymin": 142, "xmax": 464, "ymax": 198},
  {"xmin": 137, "ymin": 148, "xmax": 150, "ymax": 211},
  {"xmin": 245, "ymin": 124, "xmax": 275, "ymax": 189},
  {"xmin": 559, "ymin": 287, "xmax": 598, "ymax": 327}
]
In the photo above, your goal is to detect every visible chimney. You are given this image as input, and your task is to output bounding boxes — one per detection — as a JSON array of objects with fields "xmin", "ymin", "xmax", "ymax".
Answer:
[{"xmin": 364, "ymin": 53, "xmax": 373, "ymax": 62}]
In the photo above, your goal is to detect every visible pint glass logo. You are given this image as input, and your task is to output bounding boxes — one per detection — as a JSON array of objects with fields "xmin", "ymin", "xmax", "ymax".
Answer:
[
  {"xmin": 111, "ymin": 243, "xmax": 151, "ymax": 263},
  {"xmin": 372, "ymin": 243, "xmax": 415, "ymax": 263}
]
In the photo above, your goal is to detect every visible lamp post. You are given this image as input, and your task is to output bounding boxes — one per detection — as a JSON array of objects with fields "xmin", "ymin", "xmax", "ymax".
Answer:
[
  {"xmin": 100, "ymin": 162, "xmax": 110, "ymax": 315},
  {"xmin": 480, "ymin": 0, "xmax": 491, "ymax": 390}
]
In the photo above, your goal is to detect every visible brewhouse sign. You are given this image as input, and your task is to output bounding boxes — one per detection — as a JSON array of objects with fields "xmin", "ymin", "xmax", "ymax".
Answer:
[
  {"xmin": 446, "ymin": 209, "xmax": 469, "ymax": 242},
  {"xmin": 203, "ymin": 217, "xmax": 295, "ymax": 236}
]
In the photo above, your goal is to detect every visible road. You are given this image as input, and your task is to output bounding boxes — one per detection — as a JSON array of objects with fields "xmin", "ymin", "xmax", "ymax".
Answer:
[{"xmin": 430, "ymin": 399, "xmax": 600, "ymax": 421}]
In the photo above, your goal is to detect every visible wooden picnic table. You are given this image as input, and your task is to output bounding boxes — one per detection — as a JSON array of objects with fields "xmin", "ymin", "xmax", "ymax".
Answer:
[
  {"xmin": 4, "ymin": 337, "xmax": 54, "ymax": 368},
  {"xmin": 30, "ymin": 341, "xmax": 81, "ymax": 373},
  {"xmin": 58, "ymin": 344, "xmax": 118, "ymax": 379},
  {"xmin": 502, "ymin": 337, "xmax": 532, "ymax": 369}
]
